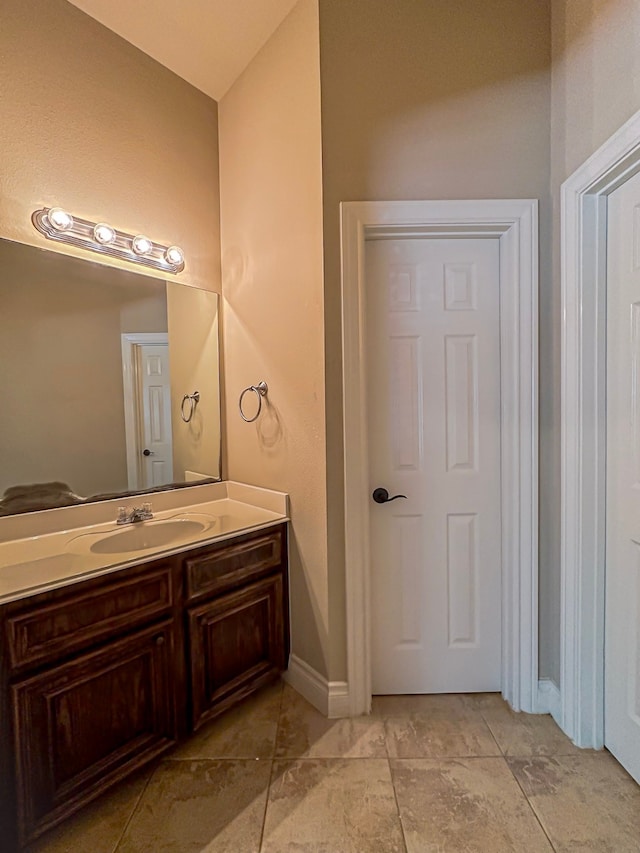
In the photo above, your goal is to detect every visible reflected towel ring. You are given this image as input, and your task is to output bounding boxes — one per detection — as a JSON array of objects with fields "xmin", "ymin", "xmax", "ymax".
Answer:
[
  {"xmin": 181, "ymin": 391, "xmax": 200, "ymax": 423},
  {"xmin": 239, "ymin": 381, "xmax": 268, "ymax": 423}
]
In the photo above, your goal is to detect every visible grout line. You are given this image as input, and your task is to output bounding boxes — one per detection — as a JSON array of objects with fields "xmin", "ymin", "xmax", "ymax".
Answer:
[
  {"xmin": 258, "ymin": 760, "xmax": 276, "ymax": 852},
  {"xmin": 387, "ymin": 758, "xmax": 409, "ymax": 853},
  {"xmin": 256, "ymin": 755, "xmax": 399, "ymax": 763},
  {"xmin": 273, "ymin": 677, "xmax": 285, "ymax": 759},
  {"xmin": 257, "ymin": 679, "xmax": 285, "ymax": 852},
  {"xmin": 162, "ymin": 755, "xmax": 274, "ymax": 762},
  {"xmin": 475, "ymin": 704, "xmax": 507, "ymax": 758},
  {"xmin": 387, "ymin": 754, "xmax": 517, "ymax": 762},
  {"xmin": 111, "ymin": 764, "xmax": 157, "ymax": 853},
  {"xmin": 381, "ymin": 711, "xmax": 391, "ymax": 761},
  {"xmin": 504, "ymin": 757, "xmax": 559, "ymax": 853}
]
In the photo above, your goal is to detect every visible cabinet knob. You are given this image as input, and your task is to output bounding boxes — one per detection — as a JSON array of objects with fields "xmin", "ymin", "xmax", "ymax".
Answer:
[{"xmin": 155, "ymin": 635, "xmax": 165, "ymax": 646}]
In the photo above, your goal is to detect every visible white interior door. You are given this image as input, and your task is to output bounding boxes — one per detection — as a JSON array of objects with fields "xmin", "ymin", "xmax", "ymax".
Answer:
[
  {"xmin": 138, "ymin": 343, "xmax": 173, "ymax": 489},
  {"xmin": 605, "ymin": 168, "xmax": 640, "ymax": 783},
  {"xmin": 366, "ymin": 237, "xmax": 502, "ymax": 694}
]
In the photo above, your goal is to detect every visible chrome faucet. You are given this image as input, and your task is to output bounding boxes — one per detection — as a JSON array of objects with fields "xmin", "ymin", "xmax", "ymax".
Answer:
[{"xmin": 117, "ymin": 502, "xmax": 153, "ymax": 524}]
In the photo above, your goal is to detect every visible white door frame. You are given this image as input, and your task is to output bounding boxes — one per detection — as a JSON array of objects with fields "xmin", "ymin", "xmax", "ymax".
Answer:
[
  {"xmin": 561, "ymin": 108, "xmax": 640, "ymax": 749},
  {"xmin": 121, "ymin": 332, "xmax": 169, "ymax": 490},
  {"xmin": 341, "ymin": 199, "xmax": 539, "ymax": 716}
]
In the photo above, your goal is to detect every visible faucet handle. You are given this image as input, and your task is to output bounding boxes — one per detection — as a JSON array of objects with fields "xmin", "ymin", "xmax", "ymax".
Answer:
[
  {"xmin": 139, "ymin": 502, "xmax": 153, "ymax": 519},
  {"xmin": 117, "ymin": 506, "xmax": 128, "ymax": 523}
]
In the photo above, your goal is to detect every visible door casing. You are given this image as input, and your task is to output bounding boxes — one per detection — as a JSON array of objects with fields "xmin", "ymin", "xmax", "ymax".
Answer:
[
  {"xmin": 340, "ymin": 199, "xmax": 539, "ymax": 716},
  {"xmin": 561, "ymin": 107, "xmax": 640, "ymax": 749}
]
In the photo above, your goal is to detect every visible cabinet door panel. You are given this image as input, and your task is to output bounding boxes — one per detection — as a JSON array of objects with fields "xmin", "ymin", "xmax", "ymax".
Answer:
[
  {"xmin": 189, "ymin": 575, "xmax": 285, "ymax": 730},
  {"xmin": 12, "ymin": 621, "xmax": 176, "ymax": 845}
]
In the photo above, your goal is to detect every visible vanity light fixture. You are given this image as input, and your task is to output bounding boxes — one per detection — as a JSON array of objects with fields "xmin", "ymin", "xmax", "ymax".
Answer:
[{"xmin": 32, "ymin": 207, "xmax": 185, "ymax": 274}]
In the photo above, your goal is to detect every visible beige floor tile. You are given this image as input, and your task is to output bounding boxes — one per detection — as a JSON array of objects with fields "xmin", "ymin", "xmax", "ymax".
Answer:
[
  {"xmin": 262, "ymin": 758, "xmax": 405, "ymax": 852},
  {"xmin": 391, "ymin": 757, "xmax": 553, "ymax": 852},
  {"xmin": 275, "ymin": 685, "xmax": 387, "ymax": 758},
  {"xmin": 380, "ymin": 694, "xmax": 501, "ymax": 758},
  {"xmin": 26, "ymin": 769, "xmax": 151, "ymax": 853},
  {"xmin": 116, "ymin": 759, "xmax": 271, "ymax": 853},
  {"xmin": 460, "ymin": 692, "xmax": 507, "ymax": 711},
  {"xmin": 475, "ymin": 694, "xmax": 583, "ymax": 756},
  {"xmin": 171, "ymin": 681, "xmax": 283, "ymax": 759},
  {"xmin": 372, "ymin": 693, "xmax": 464, "ymax": 715},
  {"xmin": 509, "ymin": 752, "xmax": 640, "ymax": 851}
]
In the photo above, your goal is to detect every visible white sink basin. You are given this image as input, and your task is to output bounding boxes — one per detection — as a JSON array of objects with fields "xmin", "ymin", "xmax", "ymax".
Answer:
[{"xmin": 70, "ymin": 514, "xmax": 216, "ymax": 555}]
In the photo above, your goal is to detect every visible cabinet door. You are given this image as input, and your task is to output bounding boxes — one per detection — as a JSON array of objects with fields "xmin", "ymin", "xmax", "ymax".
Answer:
[
  {"xmin": 189, "ymin": 574, "xmax": 285, "ymax": 730},
  {"xmin": 12, "ymin": 621, "xmax": 177, "ymax": 846}
]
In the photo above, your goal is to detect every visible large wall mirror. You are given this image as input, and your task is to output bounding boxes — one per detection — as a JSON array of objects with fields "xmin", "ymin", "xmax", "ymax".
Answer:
[{"xmin": 0, "ymin": 238, "xmax": 221, "ymax": 515}]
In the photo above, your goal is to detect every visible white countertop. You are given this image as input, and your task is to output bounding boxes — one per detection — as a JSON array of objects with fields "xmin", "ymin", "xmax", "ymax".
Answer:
[{"xmin": 0, "ymin": 482, "xmax": 289, "ymax": 604}]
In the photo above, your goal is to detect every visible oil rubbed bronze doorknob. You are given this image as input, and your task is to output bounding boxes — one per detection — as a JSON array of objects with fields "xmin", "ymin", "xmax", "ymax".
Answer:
[{"xmin": 372, "ymin": 487, "xmax": 407, "ymax": 504}]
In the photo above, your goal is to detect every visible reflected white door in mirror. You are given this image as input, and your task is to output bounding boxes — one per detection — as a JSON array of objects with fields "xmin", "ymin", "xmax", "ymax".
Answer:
[
  {"xmin": 121, "ymin": 333, "xmax": 174, "ymax": 490},
  {"xmin": 0, "ymin": 237, "xmax": 221, "ymax": 517}
]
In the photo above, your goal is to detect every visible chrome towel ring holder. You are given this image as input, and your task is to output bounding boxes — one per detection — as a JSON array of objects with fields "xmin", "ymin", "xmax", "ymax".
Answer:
[
  {"xmin": 181, "ymin": 391, "xmax": 200, "ymax": 423},
  {"xmin": 239, "ymin": 381, "xmax": 268, "ymax": 423}
]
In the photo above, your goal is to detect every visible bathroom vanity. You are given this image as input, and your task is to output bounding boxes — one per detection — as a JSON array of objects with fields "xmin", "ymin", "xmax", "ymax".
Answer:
[{"xmin": 0, "ymin": 483, "xmax": 289, "ymax": 849}]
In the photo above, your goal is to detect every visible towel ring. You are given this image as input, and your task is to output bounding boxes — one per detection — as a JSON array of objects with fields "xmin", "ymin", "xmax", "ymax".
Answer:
[
  {"xmin": 239, "ymin": 381, "xmax": 268, "ymax": 423},
  {"xmin": 181, "ymin": 391, "xmax": 200, "ymax": 423}
]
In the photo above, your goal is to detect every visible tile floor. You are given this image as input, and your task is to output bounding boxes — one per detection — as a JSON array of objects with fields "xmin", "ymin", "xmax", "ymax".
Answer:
[{"xmin": 28, "ymin": 681, "xmax": 640, "ymax": 852}]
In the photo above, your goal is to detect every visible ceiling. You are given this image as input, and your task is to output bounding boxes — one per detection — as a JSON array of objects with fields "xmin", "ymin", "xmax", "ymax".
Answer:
[{"xmin": 67, "ymin": 0, "xmax": 299, "ymax": 101}]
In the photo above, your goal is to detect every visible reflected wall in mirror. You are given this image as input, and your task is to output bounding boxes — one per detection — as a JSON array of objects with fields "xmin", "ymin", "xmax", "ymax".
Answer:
[{"xmin": 0, "ymin": 238, "xmax": 221, "ymax": 515}]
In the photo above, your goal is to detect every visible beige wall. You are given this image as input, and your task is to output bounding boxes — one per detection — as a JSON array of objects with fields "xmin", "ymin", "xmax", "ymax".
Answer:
[
  {"xmin": 0, "ymin": 0, "xmax": 221, "ymax": 295},
  {"xmin": 551, "ymin": 0, "xmax": 640, "ymax": 184},
  {"xmin": 0, "ymin": 238, "xmax": 166, "ymax": 497},
  {"xmin": 547, "ymin": 0, "xmax": 640, "ymax": 684},
  {"xmin": 167, "ymin": 284, "xmax": 221, "ymax": 480},
  {"xmin": 219, "ymin": 0, "xmax": 328, "ymax": 676},
  {"xmin": 319, "ymin": 0, "xmax": 552, "ymax": 681},
  {"xmin": 10, "ymin": 0, "xmax": 634, "ymax": 692}
]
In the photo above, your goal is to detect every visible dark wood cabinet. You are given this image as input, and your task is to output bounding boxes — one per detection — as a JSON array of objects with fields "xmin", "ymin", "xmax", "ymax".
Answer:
[
  {"xmin": 0, "ymin": 522, "xmax": 288, "ymax": 850},
  {"xmin": 189, "ymin": 573, "xmax": 286, "ymax": 729},
  {"xmin": 12, "ymin": 620, "xmax": 176, "ymax": 842}
]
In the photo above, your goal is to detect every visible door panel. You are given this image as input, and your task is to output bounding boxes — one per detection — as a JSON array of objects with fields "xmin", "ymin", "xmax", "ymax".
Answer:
[
  {"xmin": 12, "ymin": 621, "xmax": 176, "ymax": 844},
  {"xmin": 139, "ymin": 343, "xmax": 173, "ymax": 488},
  {"xmin": 605, "ymin": 168, "xmax": 640, "ymax": 783},
  {"xmin": 188, "ymin": 574, "xmax": 285, "ymax": 730},
  {"xmin": 366, "ymin": 237, "xmax": 501, "ymax": 694}
]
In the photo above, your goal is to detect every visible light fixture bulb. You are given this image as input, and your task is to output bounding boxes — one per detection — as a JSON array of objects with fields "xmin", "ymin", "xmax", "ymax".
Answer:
[
  {"xmin": 94, "ymin": 223, "xmax": 116, "ymax": 245},
  {"xmin": 48, "ymin": 208, "xmax": 73, "ymax": 231},
  {"xmin": 165, "ymin": 245, "xmax": 184, "ymax": 266},
  {"xmin": 132, "ymin": 235, "xmax": 152, "ymax": 255}
]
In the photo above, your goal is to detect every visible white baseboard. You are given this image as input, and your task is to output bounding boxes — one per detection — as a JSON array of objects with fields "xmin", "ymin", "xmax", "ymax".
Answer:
[
  {"xmin": 537, "ymin": 678, "xmax": 562, "ymax": 726},
  {"xmin": 285, "ymin": 654, "xmax": 350, "ymax": 718},
  {"xmin": 328, "ymin": 681, "xmax": 350, "ymax": 719},
  {"xmin": 285, "ymin": 663, "xmax": 562, "ymax": 726}
]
